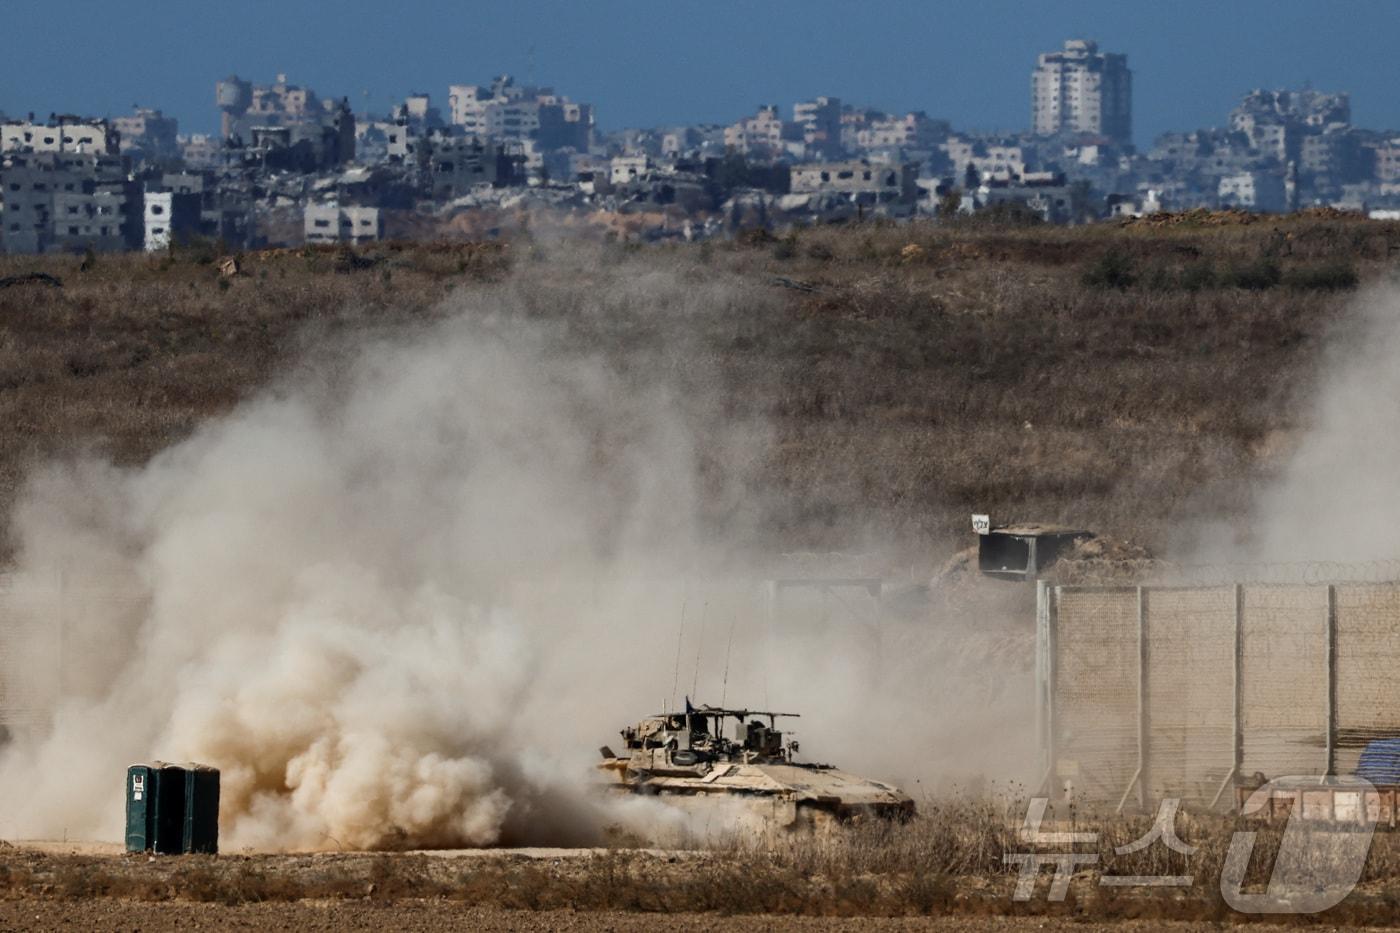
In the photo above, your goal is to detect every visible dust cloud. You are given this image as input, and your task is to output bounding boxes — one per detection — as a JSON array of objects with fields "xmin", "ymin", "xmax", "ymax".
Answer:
[
  {"xmin": 1194, "ymin": 281, "xmax": 1400, "ymax": 565},
  {"xmin": 0, "ymin": 251, "xmax": 1032, "ymax": 850},
  {"xmin": 1246, "ymin": 283, "xmax": 1400, "ymax": 562}
]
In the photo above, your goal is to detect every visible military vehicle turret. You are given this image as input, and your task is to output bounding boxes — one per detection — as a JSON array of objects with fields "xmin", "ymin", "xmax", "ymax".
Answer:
[{"xmin": 598, "ymin": 702, "xmax": 914, "ymax": 829}]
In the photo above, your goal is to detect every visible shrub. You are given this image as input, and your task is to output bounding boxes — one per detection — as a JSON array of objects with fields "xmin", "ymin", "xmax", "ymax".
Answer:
[
  {"xmin": 1082, "ymin": 249, "xmax": 1136, "ymax": 289},
  {"xmin": 1141, "ymin": 263, "xmax": 1175, "ymax": 291},
  {"xmin": 1179, "ymin": 261, "xmax": 1217, "ymax": 291},
  {"xmin": 1220, "ymin": 258, "xmax": 1281, "ymax": 290},
  {"xmin": 737, "ymin": 227, "xmax": 777, "ymax": 247},
  {"xmin": 937, "ymin": 188, "xmax": 963, "ymax": 218},
  {"xmin": 1142, "ymin": 262, "xmax": 1219, "ymax": 292},
  {"xmin": 1283, "ymin": 261, "xmax": 1359, "ymax": 290},
  {"xmin": 965, "ymin": 200, "xmax": 1044, "ymax": 228},
  {"xmin": 170, "ymin": 236, "xmax": 225, "ymax": 266}
]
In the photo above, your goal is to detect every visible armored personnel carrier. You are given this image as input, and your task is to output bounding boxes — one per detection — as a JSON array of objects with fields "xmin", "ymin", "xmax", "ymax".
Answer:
[{"xmin": 598, "ymin": 702, "xmax": 914, "ymax": 829}]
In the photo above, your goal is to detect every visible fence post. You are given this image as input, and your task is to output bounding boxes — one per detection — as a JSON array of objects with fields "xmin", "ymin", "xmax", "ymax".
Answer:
[
  {"xmin": 1035, "ymin": 579, "xmax": 1048, "ymax": 779},
  {"xmin": 1137, "ymin": 586, "xmax": 1149, "ymax": 809},
  {"xmin": 1047, "ymin": 584, "xmax": 1059, "ymax": 799},
  {"xmin": 1326, "ymin": 584, "xmax": 1337, "ymax": 777},
  {"xmin": 1234, "ymin": 583, "xmax": 1244, "ymax": 777}
]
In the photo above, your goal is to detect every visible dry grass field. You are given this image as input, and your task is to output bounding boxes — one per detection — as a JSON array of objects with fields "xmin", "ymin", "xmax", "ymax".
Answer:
[
  {"xmin": 0, "ymin": 212, "xmax": 1391, "ymax": 567},
  {"xmin": 6, "ymin": 803, "xmax": 1400, "ymax": 923}
]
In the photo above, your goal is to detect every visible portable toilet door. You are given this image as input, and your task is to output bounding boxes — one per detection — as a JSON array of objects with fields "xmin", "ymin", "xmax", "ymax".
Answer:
[
  {"xmin": 124, "ymin": 764, "xmax": 157, "ymax": 853},
  {"xmin": 182, "ymin": 764, "xmax": 220, "ymax": 854},
  {"xmin": 152, "ymin": 763, "xmax": 188, "ymax": 855}
]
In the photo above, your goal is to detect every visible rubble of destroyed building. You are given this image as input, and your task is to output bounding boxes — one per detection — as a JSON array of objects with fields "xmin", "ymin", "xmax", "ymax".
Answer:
[{"xmin": 5, "ymin": 42, "xmax": 1400, "ymax": 255}]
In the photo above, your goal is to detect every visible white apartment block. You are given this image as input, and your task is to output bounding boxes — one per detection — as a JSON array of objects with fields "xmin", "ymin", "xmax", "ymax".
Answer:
[
  {"xmin": 112, "ymin": 108, "xmax": 179, "ymax": 158},
  {"xmin": 724, "ymin": 106, "xmax": 783, "ymax": 155},
  {"xmin": 460, "ymin": 99, "xmax": 540, "ymax": 138},
  {"xmin": 856, "ymin": 113, "xmax": 946, "ymax": 151},
  {"xmin": 609, "ymin": 155, "xmax": 650, "ymax": 186},
  {"xmin": 944, "ymin": 137, "xmax": 1029, "ymax": 182},
  {"xmin": 448, "ymin": 79, "xmax": 592, "ymax": 151},
  {"xmin": 793, "ymin": 97, "xmax": 840, "ymax": 132},
  {"xmin": 448, "ymin": 85, "xmax": 487, "ymax": 126},
  {"xmin": 789, "ymin": 160, "xmax": 917, "ymax": 200},
  {"xmin": 1031, "ymin": 39, "xmax": 1131, "ymax": 144},
  {"xmin": 1218, "ymin": 172, "xmax": 1286, "ymax": 212},
  {"xmin": 793, "ymin": 96, "xmax": 842, "ymax": 155},
  {"xmin": 144, "ymin": 191, "xmax": 175, "ymax": 251},
  {"xmin": 304, "ymin": 204, "xmax": 382, "ymax": 245},
  {"xmin": 1, "ymin": 117, "xmax": 118, "ymax": 155},
  {"xmin": 1375, "ymin": 138, "xmax": 1400, "ymax": 185},
  {"xmin": 143, "ymin": 190, "xmax": 200, "ymax": 252}
]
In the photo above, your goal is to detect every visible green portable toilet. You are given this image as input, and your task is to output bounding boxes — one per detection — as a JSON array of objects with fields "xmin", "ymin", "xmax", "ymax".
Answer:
[
  {"xmin": 181, "ymin": 764, "xmax": 220, "ymax": 854},
  {"xmin": 124, "ymin": 763, "xmax": 158, "ymax": 853},
  {"xmin": 126, "ymin": 761, "xmax": 221, "ymax": 854},
  {"xmin": 151, "ymin": 762, "xmax": 188, "ymax": 855}
]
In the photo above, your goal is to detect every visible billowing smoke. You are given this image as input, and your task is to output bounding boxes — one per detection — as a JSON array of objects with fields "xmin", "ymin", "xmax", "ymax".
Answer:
[{"xmin": 0, "ymin": 251, "xmax": 1033, "ymax": 849}]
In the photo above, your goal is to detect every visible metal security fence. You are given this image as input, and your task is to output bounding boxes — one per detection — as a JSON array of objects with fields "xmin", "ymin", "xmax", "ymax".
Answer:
[{"xmin": 1037, "ymin": 580, "xmax": 1400, "ymax": 811}]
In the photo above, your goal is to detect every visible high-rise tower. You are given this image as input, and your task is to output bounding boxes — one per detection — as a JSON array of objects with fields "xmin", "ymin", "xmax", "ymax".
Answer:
[{"xmin": 1031, "ymin": 39, "xmax": 1132, "ymax": 145}]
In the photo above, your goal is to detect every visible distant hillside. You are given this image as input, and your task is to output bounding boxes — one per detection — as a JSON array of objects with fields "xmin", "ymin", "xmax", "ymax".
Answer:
[{"xmin": 0, "ymin": 214, "xmax": 1391, "ymax": 569}]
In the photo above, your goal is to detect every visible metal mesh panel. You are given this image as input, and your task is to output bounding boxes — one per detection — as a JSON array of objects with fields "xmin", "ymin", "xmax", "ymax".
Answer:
[
  {"xmin": 1144, "ymin": 587, "xmax": 1235, "ymax": 804},
  {"xmin": 1053, "ymin": 588, "xmax": 1138, "ymax": 802},
  {"xmin": 1050, "ymin": 579, "xmax": 1400, "ymax": 807},
  {"xmin": 1335, "ymin": 583, "xmax": 1400, "ymax": 775},
  {"xmin": 1240, "ymin": 585, "xmax": 1327, "ymax": 778}
]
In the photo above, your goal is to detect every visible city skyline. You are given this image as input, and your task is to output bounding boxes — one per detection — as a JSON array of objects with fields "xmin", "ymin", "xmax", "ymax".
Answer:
[{"xmin": 4, "ymin": 0, "xmax": 1400, "ymax": 146}]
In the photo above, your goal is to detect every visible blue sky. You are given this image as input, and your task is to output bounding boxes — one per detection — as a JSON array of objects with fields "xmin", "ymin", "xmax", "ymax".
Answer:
[{"xmin": 1, "ymin": 1, "xmax": 1396, "ymax": 146}]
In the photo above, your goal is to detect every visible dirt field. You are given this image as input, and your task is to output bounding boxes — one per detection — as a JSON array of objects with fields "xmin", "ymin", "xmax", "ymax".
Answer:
[
  {"xmin": 7, "ymin": 823, "xmax": 1400, "ymax": 928},
  {"xmin": 35, "ymin": 899, "xmax": 1400, "ymax": 933},
  {"xmin": 4, "ymin": 901, "xmax": 1371, "ymax": 933}
]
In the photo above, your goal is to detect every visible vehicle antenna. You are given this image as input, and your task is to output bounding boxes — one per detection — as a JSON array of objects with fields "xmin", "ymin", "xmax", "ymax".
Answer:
[
  {"xmin": 670, "ymin": 593, "xmax": 688, "ymax": 711},
  {"xmin": 720, "ymin": 608, "xmax": 737, "ymax": 708},
  {"xmin": 691, "ymin": 600, "xmax": 709, "ymax": 702}
]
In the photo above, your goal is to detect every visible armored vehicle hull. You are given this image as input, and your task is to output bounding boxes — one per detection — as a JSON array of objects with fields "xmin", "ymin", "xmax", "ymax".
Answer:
[{"xmin": 599, "ymin": 703, "xmax": 914, "ymax": 827}]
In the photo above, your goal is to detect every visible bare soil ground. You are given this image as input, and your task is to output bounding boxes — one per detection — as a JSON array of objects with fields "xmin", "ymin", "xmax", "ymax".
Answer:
[
  {"xmin": 3, "ymin": 901, "xmax": 1361, "ymax": 933},
  {"xmin": 6, "ymin": 827, "xmax": 1400, "ymax": 927}
]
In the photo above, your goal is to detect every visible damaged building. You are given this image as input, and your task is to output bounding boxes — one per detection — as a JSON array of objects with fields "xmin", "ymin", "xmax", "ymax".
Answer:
[
  {"xmin": 142, "ymin": 189, "xmax": 201, "ymax": 251},
  {"xmin": 789, "ymin": 159, "xmax": 918, "ymax": 201},
  {"xmin": 1, "ymin": 115, "xmax": 119, "ymax": 155},
  {"xmin": 428, "ymin": 136, "xmax": 524, "ymax": 198},
  {"xmin": 13, "ymin": 36, "xmax": 1400, "ymax": 252},
  {"xmin": 218, "ymin": 73, "xmax": 355, "ymax": 170},
  {"xmin": 1, "ymin": 151, "xmax": 140, "ymax": 253},
  {"xmin": 303, "ymin": 203, "xmax": 382, "ymax": 245},
  {"xmin": 112, "ymin": 107, "xmax": 180, "ymax": 162},
  {"xmin": 447, "ymin": 75, "xmax": 594, "ymax": 152}
]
